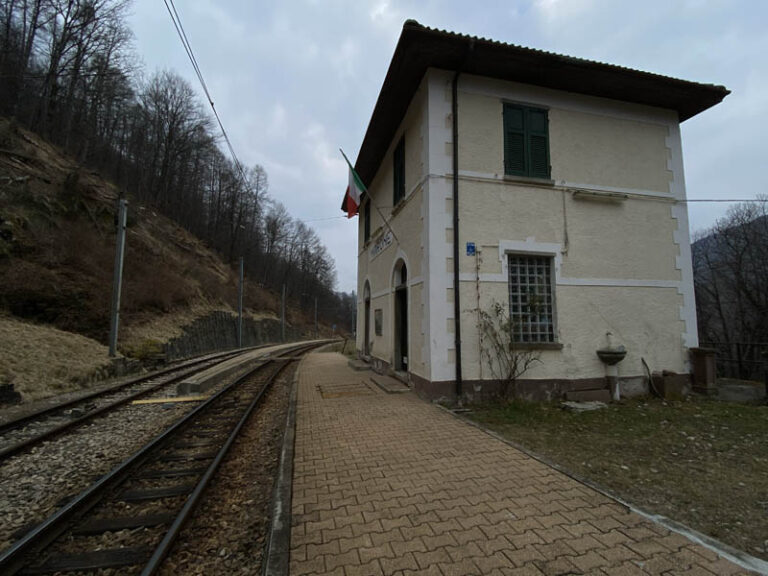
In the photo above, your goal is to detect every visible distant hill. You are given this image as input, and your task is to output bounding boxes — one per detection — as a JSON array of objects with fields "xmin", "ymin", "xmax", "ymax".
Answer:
[{"xmin": 0, "ymin": 118, "xmax": 335, "ymax": 396}]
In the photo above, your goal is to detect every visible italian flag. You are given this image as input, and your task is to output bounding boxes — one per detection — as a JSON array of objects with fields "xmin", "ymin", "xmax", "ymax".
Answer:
[{"xmin": 341, "ymin": 149, "xmax": 365, "ymax": 218}]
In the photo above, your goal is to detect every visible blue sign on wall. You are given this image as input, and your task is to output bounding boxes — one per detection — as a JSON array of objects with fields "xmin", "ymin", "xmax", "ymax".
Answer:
[{"xmin": 466, "ymin": 242, "xmax": 476, "ymax": 256}]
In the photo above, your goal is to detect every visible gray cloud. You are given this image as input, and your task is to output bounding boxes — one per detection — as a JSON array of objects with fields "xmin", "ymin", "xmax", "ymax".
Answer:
[{"xmin": 128, "ymin": 0, "xmax": 766, "ymax": 292}]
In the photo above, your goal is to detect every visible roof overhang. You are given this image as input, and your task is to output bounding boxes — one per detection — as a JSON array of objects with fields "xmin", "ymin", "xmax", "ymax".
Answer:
[{"xmin": 352, "ymin": 20, "xmax": 729, "ymax": 191}]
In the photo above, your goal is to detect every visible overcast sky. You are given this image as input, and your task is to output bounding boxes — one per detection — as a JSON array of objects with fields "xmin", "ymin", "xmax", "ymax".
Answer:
[{"xmin": 128, "ymin": 0, "xmax": 767, "ymax": 293}]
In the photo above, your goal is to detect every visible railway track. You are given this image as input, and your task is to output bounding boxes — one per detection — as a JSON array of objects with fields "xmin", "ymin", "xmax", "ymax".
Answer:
[
  {"xmin": 0, "ymin": 342, "xmax": 318, "ymax": 575},
  {"xmin": 0, "ymin": 346, "xmax": 264, "ymax": 462}
]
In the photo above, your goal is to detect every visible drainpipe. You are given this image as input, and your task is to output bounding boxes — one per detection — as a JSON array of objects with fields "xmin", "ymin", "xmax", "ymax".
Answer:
[
  {"xmin": 452, "ymin": 71, "xmax": 462, "ymax": 403},
  {"xmin": 452, "ymin": 41, "xmax": 474, "ymax": 404}
]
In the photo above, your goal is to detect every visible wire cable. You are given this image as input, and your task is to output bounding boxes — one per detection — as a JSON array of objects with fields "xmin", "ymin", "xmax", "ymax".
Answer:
[{"xmin": 162, "ymin": 0, "xmax": 252, "ymax": 193}]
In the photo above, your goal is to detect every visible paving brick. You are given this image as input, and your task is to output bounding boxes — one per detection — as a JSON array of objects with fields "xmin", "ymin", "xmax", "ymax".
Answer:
[
  {"xmin": 625, "ymin": 538, "xmax": 673, "ymax": 557},
  {"xmin": 602, "ymin": 560, "xmax": 647, "ymax": 575},
  {"xmin": 357, "ymin": 542, "xmax": 397, "ymax": 564},
  {"xmin": 451, "ymin": 526, "xmax": 485, "ymax": 546},
  {"xmin": 400, "ymin": 522, "xmax": 436, "ymax": 540},
  {"xmin": 344, "ymin": 559, "xmax": 383, "ymax": 576},
  {"xmin": 401, "ymin": 565, "xmax": 443, "ymax": 576},
  {"xmin": 379, "ymin": 516, "xmax": 411, "ymax": 531},
  {"xmin": 569, "ymin": 550, "xmax": 609, "ymax": 572},
  {"xmin": 597, "ymin": 543, "xmax": 639, "ymax": 564},
  {"xmin": 368, "ymin": 529, "xmax": 405, "ymax": 547},
  {"xmin": 305, "ymin": 539, "xmax": 340, "ymax": 559},
  {"xmin": 391, "ymin": 538, "xmax": 428, "ymax": 556},
  {"xmin": 536, "ymin": 555, "xmax": 580, "ymax": 575},
  {"xmin": 498, "ymin": 564, "xmax": 546, "ymax": 576},
  {"xmin": 289, "ymin": 354, "xmax": 749, "ymax": 576},
  {"xmin": 350, "ymin": 520, "xmax": 385, "ymax": 537},
  {"xmin": 413, "ymin": 548, "xmax": 453, "ymax": 569},
  {"xmin": 445, "ymin": 541, "xmax": 485, "ymax": 562},
  {"xmin": 437, "ymin": 558, "xmax": 481, "ymax": 576},
  {"xmin": 322, "ymin": 524, "xmax": 353, "ymax": 543},
  {"xmin": 324, "ymin": 549, "xmax": 361, "ymax": 572},
  {"xmin": 337, "ymin": 534, "xmax": 374, "ymax": 554},
  {"xmin": 507, "ymin": 530, "xmax": 545, "ymax": 550},
  {"xmin": 378, "ymin": 552, "xmax": 419, "ymax": 575},
  {"xmin": 473, "ymin": 551, "xmax": 515, "ymax": 572},
  {"xmin": 476, "ymin": 535, "xmax": 515, "ymax": 555},
  {"xmin": 290, "ymin": 555, "xmax": 325, "ymax": 575}
]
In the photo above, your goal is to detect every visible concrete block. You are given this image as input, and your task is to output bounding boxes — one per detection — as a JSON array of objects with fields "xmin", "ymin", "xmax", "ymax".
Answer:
[
  {"xmin": 564, "ymin": 389, "xmax": 611, "ymax": 403},
  {"xmin": 717, "ymin": 382, "xmax": 766, "ymax": 404}
]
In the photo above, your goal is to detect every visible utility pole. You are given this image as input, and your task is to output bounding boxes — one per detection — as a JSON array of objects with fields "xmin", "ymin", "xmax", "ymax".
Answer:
[
  {"xmin": 237, "ymin": 256, "xmax": 243, "ymax": 348},
  {"xmin": 108, "ymin": 199, "xmax": 128, "ymax": 357},
  {"xmin": 281, "ymin": 284, "xmax": 286, "ymax": 342},
  {"xmin": 314, "ymin": 296, "xmax": 318, "ymax": 338}
]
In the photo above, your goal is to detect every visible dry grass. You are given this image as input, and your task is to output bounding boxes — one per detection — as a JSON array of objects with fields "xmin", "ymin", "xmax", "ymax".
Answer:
[
  {"xmin": 0, "ymin": 315, "xmax": 113, "ymax": 401},
  {"xmin": 468, "ymin": 397, "xmax": 768, "ymax": 560}
]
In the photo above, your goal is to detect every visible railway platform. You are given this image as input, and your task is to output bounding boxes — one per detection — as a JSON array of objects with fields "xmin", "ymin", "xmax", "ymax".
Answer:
[{"xmin": 291, "ymin": 352, "xmax": 753, "ymax": 575}]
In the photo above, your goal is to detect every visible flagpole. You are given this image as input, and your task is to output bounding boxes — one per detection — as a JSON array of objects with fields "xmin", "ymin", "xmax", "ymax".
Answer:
[{"xmin": 340, "ymin": 148, "xmax": 400, "ymax": 245}]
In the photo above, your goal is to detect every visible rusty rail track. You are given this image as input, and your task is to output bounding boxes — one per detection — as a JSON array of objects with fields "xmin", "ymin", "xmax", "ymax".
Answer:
[
  {"xmin": 0, "ymin": 341, "xmax": 321, "ymax": 575},
  {"xmin": 0, "ymin": 346, "xmax": 268, "ymax": 462}
]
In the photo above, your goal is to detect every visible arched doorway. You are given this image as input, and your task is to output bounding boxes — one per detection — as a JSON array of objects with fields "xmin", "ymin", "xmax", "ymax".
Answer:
[
  {"xmin": 363, "ymin": 281, "xmax": 371, "ymax": 356},
  {"xmin": 393, "ymin": 261, "xmax": 408, "ymax": 372}
]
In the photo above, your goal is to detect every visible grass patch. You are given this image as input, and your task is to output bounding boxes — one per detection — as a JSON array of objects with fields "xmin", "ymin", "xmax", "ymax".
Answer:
[
  {"xmin": 468, "ymin": 397, "xmax": 768, "ymax": 559},
  {"xmin": 0, "ymin": 315, "xmax": 113, "ymax": 401}
]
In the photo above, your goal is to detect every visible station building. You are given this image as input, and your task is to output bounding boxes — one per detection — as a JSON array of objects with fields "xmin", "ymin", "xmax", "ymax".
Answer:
[{"xmin": 348, "ymin": 21, "xmax": 728, "ymax": 401}]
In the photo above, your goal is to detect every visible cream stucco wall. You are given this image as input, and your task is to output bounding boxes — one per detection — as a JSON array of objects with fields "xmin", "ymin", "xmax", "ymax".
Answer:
[
  {"xmin": 356, "ymin": 67, "xmax": 699, "ymax": 391},
  {"xmin": 356, "ymin": 78, "xmax": 428, "ymax": 380},
  {"xmin": 452, "ymin": 74, "xmax": 695, "ymax": 383}
]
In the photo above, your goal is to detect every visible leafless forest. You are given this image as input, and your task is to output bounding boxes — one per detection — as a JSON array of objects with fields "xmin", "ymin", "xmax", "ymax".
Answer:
[
  {"xmin": 0, "ymin": 0, "xmax": 355, "ymax": 328},
  {"xmin": 693, "ymin": 200, "xmax": 768, "ymax": 380}
]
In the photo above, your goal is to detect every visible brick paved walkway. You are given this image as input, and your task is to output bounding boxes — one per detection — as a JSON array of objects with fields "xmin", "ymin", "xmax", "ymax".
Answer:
[{"xmin": 290, "ymin": 352, "xmax": 752, "ymax": 575}]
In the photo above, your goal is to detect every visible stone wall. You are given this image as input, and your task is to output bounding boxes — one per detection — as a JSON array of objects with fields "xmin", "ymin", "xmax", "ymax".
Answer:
[{"xmin": 163, "ymin": 311, "xmax": 303, "ymax": 361}]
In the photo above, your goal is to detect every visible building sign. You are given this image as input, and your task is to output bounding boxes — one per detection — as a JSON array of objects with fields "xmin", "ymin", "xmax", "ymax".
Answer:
[
  {"xmin": 370, "ymin": 230, "xmax": 393, "ymax": 260},
  {"xmin": 466, "ymin": 242, "xmax": 476, "ymax": 256}
]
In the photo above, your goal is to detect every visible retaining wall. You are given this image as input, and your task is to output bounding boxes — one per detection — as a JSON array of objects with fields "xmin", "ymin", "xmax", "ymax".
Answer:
[{"xmin": 163, "ymin": 311, "xmax": 302, "ymax": 360}]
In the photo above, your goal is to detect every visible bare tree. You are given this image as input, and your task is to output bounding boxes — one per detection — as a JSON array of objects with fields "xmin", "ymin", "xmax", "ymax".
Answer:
[{"xmin": 693, "ymin": 197, "xmax": 768, "ymax": 378}]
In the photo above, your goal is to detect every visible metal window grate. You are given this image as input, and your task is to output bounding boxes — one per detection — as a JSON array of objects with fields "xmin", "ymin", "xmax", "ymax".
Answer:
[{"xmin": 507, "ymin": 255, "xmax": 555, "ymax": 343}]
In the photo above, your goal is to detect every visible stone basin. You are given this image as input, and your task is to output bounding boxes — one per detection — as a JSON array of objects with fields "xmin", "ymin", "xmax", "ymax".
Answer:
[{"xmin": 596, "ymin": 347, "xmax": 626, "ymax": 366}]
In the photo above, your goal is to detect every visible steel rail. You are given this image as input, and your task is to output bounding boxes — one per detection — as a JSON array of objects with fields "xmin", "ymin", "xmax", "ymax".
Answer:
[
  {"xmin": 0, "ymin": 345, "xmax": 262, "ymax": 434},
  {"xmin": 0, "ymin": 341, "xmax": 322, "ymax": 575},
  {"xmin": 0, "ymin": 348, "xmax": 256, "ymax": 461},
  {"xmin": 141, "ymin": 359, "xmax": 292, "ymax": 574}
]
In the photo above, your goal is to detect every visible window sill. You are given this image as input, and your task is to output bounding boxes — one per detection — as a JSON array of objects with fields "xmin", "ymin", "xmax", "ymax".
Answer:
[
  {"xmin": 512, "ymin": 342, "xmax": 563, "ymax": 351},
  {"xmin": 503, "ymin": 174, "xmax": 555, "ymax": 187}
]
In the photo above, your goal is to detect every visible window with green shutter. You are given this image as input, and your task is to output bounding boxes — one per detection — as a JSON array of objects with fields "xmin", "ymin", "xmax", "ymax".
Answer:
[
  {"xmin": 393, "ymin": 136, "xmax": 405, "ymax": 206},
  {"xmin": 503, "ymin": 103, "xmax": 551, "ymax": 179},
  {"xmin": 363, "ymin": 199, "xmax": 370, "ymax": 242}
]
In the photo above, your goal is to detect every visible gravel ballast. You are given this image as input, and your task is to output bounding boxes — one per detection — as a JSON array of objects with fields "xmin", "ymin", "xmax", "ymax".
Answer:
[{"xmin": 0, "ymin": 361, "xmax": 264, "ymax": 552}]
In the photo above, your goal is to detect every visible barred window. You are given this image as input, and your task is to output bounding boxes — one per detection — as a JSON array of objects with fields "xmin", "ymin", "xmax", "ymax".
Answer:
[{"xmin": 507, "ymin": 254, "xmax": 555, "ymax": 343}]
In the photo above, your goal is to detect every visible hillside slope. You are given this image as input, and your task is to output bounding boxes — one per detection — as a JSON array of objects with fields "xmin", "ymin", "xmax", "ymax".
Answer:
[{"xmin": 0, "ymin": 119, "xmax": 321, "ymax": 400}]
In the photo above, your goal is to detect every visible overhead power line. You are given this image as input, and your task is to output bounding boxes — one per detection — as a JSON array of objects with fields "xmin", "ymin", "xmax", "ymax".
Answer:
[
  {"xmin": 683, "ymin": 198, "xmax": 767, "ymax": 203},
  {"xmin": 162, "ymin": 0, "xmax": 251, "ymax": 191}
]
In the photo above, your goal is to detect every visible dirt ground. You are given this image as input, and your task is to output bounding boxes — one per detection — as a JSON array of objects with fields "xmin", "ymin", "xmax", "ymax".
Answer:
[{"xmin": 467, "ymin": 396, "xmax": 768, "ymax": 560}]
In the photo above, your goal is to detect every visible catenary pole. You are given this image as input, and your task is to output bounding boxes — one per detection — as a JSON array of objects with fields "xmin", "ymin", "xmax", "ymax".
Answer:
[
  {"xmin": 108, "ymin": 199, "xmax": 128, "ymax": 357},
  {"xmin": 281, "ymin": 284, "xmax": 286, "ymax": 342},
  {"xmin": 237, "ymin": 257, "xmax": 243, "ymax": 348}
]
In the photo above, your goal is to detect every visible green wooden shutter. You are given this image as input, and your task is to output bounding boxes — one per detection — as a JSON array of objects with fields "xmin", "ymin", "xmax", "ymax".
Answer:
[
  {"xmin": 503, "ymin": 104, "xmax": 526, "ymax": 176},
  {"xmin": 527, "ymin": 108, "xmax": 550, "ymax": 179}
]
